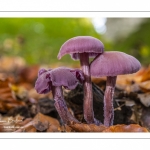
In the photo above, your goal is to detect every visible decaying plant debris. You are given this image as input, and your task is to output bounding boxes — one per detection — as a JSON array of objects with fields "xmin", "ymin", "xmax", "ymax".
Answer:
[{"xmin": 0, "ymin": 56, "xmax": 150, "ymax": 132}]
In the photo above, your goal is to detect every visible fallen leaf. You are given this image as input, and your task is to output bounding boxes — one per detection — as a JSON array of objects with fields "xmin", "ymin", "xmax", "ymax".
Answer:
[
  {"xmin": 141, "ymin": 108, "xmax": 150, "ymax": 130},
  {"xmin": 125, "ymin": 83, "xmax": 141, "ymax": 93},
  {"xmin": 16, "ymin": 118, "xmax": 32, "ymax": 126},
  {"xmin": 138, "ymin": 81, "xmax": 150, "ymax": 92},
  {"xmin": 0, "ymin": 87, "xmax": 13, "ymax": 102},
  {"xmin": 116, "ymin": 74, "xmax": 136, "ymax": 87},
  {"xmin": 58, "ymin": 125, "xmax": 74, "ymax": 132},
  {"xmin": 69, "ymin": 122, "xmax": 107, "ymax": 132},
  {"xmin": 32, "ymin": 113, "xmax": 60, "ymax": 132},
  {"xmin": 103, "ymin": 124, "xmax": 148, "ymax": 132},
  {"xmin": 0, "ymin": 56, "xmax": 26, "ymax": 73},
  {"xmin": 138, "ymin": 93, "xmax": 150, "ymax": 107},
  {"xmin": 18, "ymin": 65, "xmax": 39, "ymax": 83},
  {"xmin": 10, "ymin": 84, "xmax": 28, "ymax": 101},
  {"xmin": 135, "ymin": 66, "xmax": 150, "ymax": 83},
  {"xmin": 14, "ymin": 119, "xmax": 36, "ymax": 132},
  {"xmin": 33, "ymin": 121, "xmax": 49, "ymax": 132},
  {"xmin": 0, "ymin": 78, "xmax": 26, "ymax": 112},
  {"xmin": 125, "ymin": 100, "xmax": 136, "ymax": 107}
]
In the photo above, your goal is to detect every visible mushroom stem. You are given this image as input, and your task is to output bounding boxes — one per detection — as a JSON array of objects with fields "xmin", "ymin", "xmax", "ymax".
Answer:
[
  {"xmin": 79, "ymin": 53, "xmax": 96, "ymax": 124},
  {"xmin": 52, "ymin": 86, "xmax": 79, "ymax": 124},
  {"xmin": 104, "ymin": 76, "xmax": 117, "ymax": 127}
]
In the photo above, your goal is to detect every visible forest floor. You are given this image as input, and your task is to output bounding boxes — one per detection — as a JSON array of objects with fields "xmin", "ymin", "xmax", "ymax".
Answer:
[{"xmin": 0, "ymin": 56, "xmax": 150, "ymax": 132}]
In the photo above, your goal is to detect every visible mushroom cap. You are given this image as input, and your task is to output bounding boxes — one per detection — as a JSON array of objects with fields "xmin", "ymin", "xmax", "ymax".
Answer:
[
  {"xmin": 35, "ymin": 67, "xmax": 84, "ymax": 94},
  {"xmin": 57, "ymin": 36, "xmax": 104, "ymax": 60},
  {"xmin": 90, "ymin": 51, "xmax": 141, "ymax": 77},
  {"xmin": 35, "ymin": 70, "xmax": 51, "ymax": 94}
]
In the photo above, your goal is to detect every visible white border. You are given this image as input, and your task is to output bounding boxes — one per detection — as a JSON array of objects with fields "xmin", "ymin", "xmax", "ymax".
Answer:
[
  {"xmin": 0, "ymin": 12, "xmax": 150, "ymax": 18},
  {"xmin": 0, "ymin": 133, "xmax": 150, "ymax": 139},
  {"xmin": 0, "ymin": 0, "xmax": 150, "ymax": 12},
  {"xmin": 0, "ymin": 0, "xmax": 149, "ymax": 141}
]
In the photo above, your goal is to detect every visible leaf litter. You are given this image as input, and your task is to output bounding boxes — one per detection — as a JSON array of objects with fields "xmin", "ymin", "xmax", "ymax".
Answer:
[{"xmin": 0, "ymin": 56, "xmax": 150, "ymax": 132}]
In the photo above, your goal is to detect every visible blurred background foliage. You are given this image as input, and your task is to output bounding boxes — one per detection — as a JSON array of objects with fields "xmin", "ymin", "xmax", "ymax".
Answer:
[{"xmin": 0, "ymin": 18, "xmax": 150, "ymax": 66}]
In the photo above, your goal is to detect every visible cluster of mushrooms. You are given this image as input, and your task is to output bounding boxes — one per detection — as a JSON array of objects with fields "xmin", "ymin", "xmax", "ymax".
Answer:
[{"xmin": 35, "ymin": 36, "xmax": 141, "ymax": 127}]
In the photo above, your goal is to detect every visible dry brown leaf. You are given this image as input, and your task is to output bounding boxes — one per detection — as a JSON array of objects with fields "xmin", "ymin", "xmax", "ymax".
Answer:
[
  {"xmin": 138, "ymin": 93, "xmax": 150, "ymax": 107},
  {"xmin": 141, "ymin": 108, "xmax": 150, "ymax": 130},
  {"xmin": 25, "ymin": 126, "xmax": 37, "ymax": 132},
  {"xmin": 0, "ymin": 78, "xmax": 26, "ymax": 112},
  {"xmin": 58, "ymin": 125, "xmax": 74, "ymax": 132},
  {"xmin": 18, "ymin": 65, "xmax": 39, "ymax": 83},
  {"xmin": 22, "ymin": 125, "xmax": 37, "ymax": 132},
  {"xmin": 2, "ymin": 101, "xmax": 26, "ymax": 110},
  {"xmin": 138, "ymin": 81, "xmax": 150, "ymax": 92},
  {"xmin": 134, "ymin": 66, "xmax": 150, "ymax": 83},
  {"xmin": 33, "ymin": 120, "xmax": 49, "ymax": 132},
  {"xmin": 103, "ymin": 124, "xmax": 148, "ymax": 132},
  {"xmin": 16, "ymin": 118, "xmax": 32, "ymax": 126},
  {"xmin": 0, "ymin": 87, "xmax": 14, "ymax": 102},
  {"xmin": 32, "ymin": 113, "xmax": 60, "ymax": 132},
  {"xmin": 115, "ymin": 74, "xmax": 139, "ymax": 92},
  {"xmin": 125, "ymin": 100, "xmax": 136, "ymax": 107},
  {"xmin": 0, "ymin": 56, "xmax": 26, "ymax": 72},
  {"xmin": 15, "ymin": 113, "xmax": 60, "ymax": 132},
  {"xmin": 47, "ymin": 124, "xmax": 62, "ymax": 132},
  {"xmin": 116, "ymin": 75, "xmax": 133, "ymax": 86},
  {"xmin": 10, "ymin": 84, "xmax": 28, "ymax": 101},
  {"xmin": 69, "ymin": 122, "xmax": 107, "ymax": 132},
  {"xmin": 125, "ymin": 83, "xmax": 141, "ymax": 93},
  {"xmin": 15, "ymin": 120, "xmax": 36, "ymax": 132},
  {"xmin": 0, "ymin": 78, "xmax": 10, "ymax": 88}
]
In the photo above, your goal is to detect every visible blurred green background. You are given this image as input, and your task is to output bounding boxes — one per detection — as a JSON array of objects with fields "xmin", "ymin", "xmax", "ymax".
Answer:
[{"xmin": 0, "ymin": 18, "xmax": 150, "ymax": 66}]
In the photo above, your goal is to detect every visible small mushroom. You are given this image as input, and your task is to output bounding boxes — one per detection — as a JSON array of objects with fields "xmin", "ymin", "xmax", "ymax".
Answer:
[
  {"xmin": 35, "ymin": 67, "xmax": 84, "ymax": 124},
  {"xmin": 90, "ymin": 51, "xmax": 141, "ymax": 127},
  {"xmin": 57, "ymin": 36, "xmax": 104, "ymax": 125}
]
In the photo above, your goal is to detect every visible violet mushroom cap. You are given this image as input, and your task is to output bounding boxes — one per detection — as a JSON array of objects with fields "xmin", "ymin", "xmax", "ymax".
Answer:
[
  {"xmin": 90, "ymin": 51, "xmax": 141, "ymax": 126},
  {"xmin": 35, "ymin": 67, "xmax": 84, "ymax": 124},
  {"xmin": 57, "ymin": 36, "xmax": 104, "ymax": 60},
  {"xmin": 90, "ymin": 51, "xmax": 141, "ymax": 77},
  {"xmin": 35, "ymin": 67, "xmax": 84, "ymax": 94}
]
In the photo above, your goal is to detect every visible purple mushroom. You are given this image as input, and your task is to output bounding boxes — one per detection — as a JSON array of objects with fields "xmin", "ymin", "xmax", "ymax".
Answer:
[
  {"xmin": 35, "ymin": 67, "xmax": 84, "ymax": 124},
  {"xmin": 90, "ymin": 51, "xmax": 141, "ymax": 127},
  {"xmin": 57, "ymin": 36, "xmax": 104, "ymax": 125}
]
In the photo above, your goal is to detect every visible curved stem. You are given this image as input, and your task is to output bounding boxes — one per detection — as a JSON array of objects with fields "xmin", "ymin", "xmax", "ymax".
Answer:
[
  {"xmin": 80, "ymin": 53, "xmax": 99, "ymax": 124},
  {"xmin": 104, "ymin": 76, "xmax": 117, "ymax": 127},
  {"xmin": 52, "ymin": 86, "xmax": 79, "ymax": 124}
]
